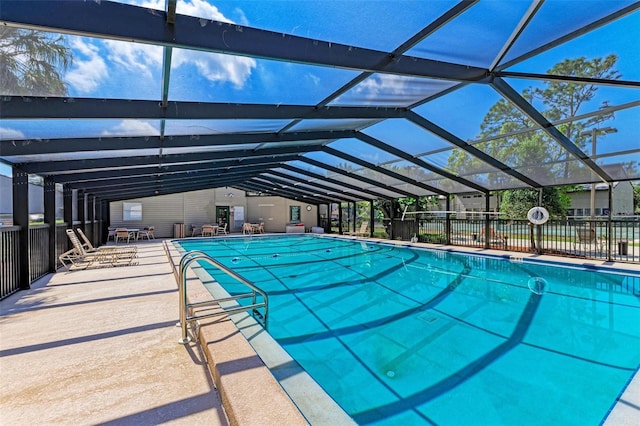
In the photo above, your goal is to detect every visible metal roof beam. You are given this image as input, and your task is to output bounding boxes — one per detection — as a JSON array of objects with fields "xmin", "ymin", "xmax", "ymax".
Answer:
[
  {"xmin": 256, "ymin": 174, "xmax": 361, "ymax": 201},
  {"xmin": 1, "ymin": 130, "xmax": 352, "ymax": 156},
  {"xmin": 297, "ymin": 156, "xmax": 415, "ymax": 198},
  {"xmin": 44, "ymin": 156, "xmax": 299, "ymax": 183},
  {"xmin": 495, "ymin": 72, "xmax": 640, "ymax": 88},
  {"xmin": 406, "ymin": 111, "xmax": 541, "ymax": 188},
  {"xmin": 265, "ymin": 170, "xmax": 378, "ymax": 201},
  {"xmin": 356, "ymin": 132, "xmax": 489, "ymax": 193},
  {"xmin": 0, "ymin": 0, "xmax": 487, "ymax": 82},
  {"xmin": 279, "ymin": 163, "xmax": 392, "ymax": 200},
  {"xmin": 491, "ymin": 77, "xmax": 613, "ymax": 183},
  {"xmin": 0, "ymin": 97, "xmax": 408, "ymax": 120},
  {"xmin": 234, "ymin": 182, "xmax": 332, "ymax": 204},
  {"xmin": 17, "ymin": 146, "xmax": 312, "ymax": 174},
  {"xmin": 322, "ymin": 146, "xmax": 448, "ymax": 196},
  {"xmin": 246, "ymin": 177, "xmax": 350, "ymax": 202},
  {"xmin": 67, "ymin": 166, "xmax": 272, "ymax": 191},
  {"xmin": 98, "ymin": 180, "xmax": 251, "ymax": 203},
  {"xmin": 88, "ymin": 176, "xmax": 250, "ymax": 198}
]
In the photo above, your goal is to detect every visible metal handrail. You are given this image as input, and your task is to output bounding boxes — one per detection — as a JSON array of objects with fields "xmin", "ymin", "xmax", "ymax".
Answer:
[{"xmin": 177, "ymin": 250, "xmax": 268, "ymax": 344}]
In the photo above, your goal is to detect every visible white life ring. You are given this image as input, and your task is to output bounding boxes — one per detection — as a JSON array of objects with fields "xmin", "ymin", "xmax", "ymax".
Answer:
[{"xmin": 527, "ymin": 206, "xmax": 549, "ymax": 225}]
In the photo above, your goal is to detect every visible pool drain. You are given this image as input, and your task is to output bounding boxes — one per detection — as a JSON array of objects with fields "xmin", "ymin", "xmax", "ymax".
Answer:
[{"xmin": 386, "ymin": 370, "xmax": 395, "ymax": 378}]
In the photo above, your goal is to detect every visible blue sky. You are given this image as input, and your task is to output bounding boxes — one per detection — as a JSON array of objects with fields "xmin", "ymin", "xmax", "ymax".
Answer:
[{"xmin": 1, "ymin": 0, "xmax": 638, "ymax": 179}]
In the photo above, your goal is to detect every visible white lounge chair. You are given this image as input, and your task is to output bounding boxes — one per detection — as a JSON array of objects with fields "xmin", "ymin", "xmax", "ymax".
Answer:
[{"xmin": 344, "ymin": 221, "xmax": 369, "ymax": 237}]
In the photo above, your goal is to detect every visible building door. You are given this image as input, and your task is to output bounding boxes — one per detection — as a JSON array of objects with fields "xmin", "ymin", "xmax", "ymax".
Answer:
[{"xmin": 216, "ymin": 206, "xmax": 229, "ymax": 227}]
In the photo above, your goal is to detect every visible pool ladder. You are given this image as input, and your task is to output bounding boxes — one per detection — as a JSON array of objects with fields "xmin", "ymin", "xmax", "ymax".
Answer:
[{"xmin": 177, "ymin": 250, "xmax": 269, "ymax": 344}]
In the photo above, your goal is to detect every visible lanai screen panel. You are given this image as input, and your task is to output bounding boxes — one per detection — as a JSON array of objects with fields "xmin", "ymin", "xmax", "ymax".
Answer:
[
  {"xmin": 0, "ymin": 0, "xmax": 638, "ymax": 203},
  {"xmin": 284, "ymin": 160, "xmax": 408, "ymax": 199},
  {"xmin": 361, "ymin": 119, "xmax": 455, "ymax": 157},
  {"xmin": 302, "ymin": 151, "xmax": 432, "ymax": 196},
  {"xmin": 330, "ymin": 75, "xmax": 459, "ymax": 107},
  {"xmin": 168, "ymin": 48, "xmax": 360, "ymax": 105},
  {"xmin": 261, "ymin": 172, "xmax": 375, "ymax": 201},
  {"xmin": 499, "ymin": 0, "xmax": 638, "ymax": 67},
  {"xmin": 329, "ymin": 138, "xmax": 476, "ymax": 193},
  {"xmin": 406, "ymin": 1, "xmax": 534, "ymax": 68}
]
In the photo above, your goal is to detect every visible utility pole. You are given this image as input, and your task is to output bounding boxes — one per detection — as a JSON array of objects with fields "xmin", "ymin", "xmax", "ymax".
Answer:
[{"xmin": 580, "ymin": 127, "xmax": 616, "ymax": 220}]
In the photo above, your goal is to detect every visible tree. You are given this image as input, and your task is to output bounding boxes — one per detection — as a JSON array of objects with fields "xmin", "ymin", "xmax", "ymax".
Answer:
[
  {"xmin": 0, "ymin": 28, "xmax": 71, "ymax": 96},
  {"xmin": 501, "ymin": 187, "xmax": 571, "ymax": 219},
  {"xmin": 448, "ymin": 56, "xmax": 620, "ymax": 216},
  {"xmin": 633, "ymin": 183, "xmax": 640, "ymax": 214}
]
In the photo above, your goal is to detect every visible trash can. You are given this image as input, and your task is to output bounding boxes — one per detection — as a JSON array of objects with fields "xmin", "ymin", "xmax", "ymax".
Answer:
[
  {"xmin": 617, "ymin": 241, "xmax": 628, "ymax": 256},
  {"xmin": 174, "ymin": 223, "xmax": 185, "ymax": 238}
]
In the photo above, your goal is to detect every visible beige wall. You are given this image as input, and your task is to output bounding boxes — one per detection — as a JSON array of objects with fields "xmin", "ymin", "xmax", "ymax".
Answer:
[
  {"xmin": 246, "ymin": 196, "xmax": 317, "ymax": 233},
  {"xmin": 110, "ymin": 188, "xmax": 318, "ymax": 238}
]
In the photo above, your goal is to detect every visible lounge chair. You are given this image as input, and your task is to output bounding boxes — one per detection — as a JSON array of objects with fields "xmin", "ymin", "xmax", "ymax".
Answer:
[
  {"xmin": 344, "ymin": 221, "xmax": 369, "ymax": 237},
  {"xmin": 60, "ymin": 229, "xmax": 137, "ymax": 269},
  {"xmin": 76, "ymin": 228, "xmax": 137, "ymax": 255}
]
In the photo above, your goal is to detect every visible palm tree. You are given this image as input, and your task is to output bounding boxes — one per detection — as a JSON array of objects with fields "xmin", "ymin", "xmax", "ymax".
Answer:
[{"xmin": 0, "ymin": 27, "xmax": 71, "ymax": 96}]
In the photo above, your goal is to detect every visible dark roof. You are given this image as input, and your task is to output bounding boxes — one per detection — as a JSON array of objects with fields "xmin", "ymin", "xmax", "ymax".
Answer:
[{"xmin": 1, "ymin": 0, "xmax": 638, "ymax": 203}]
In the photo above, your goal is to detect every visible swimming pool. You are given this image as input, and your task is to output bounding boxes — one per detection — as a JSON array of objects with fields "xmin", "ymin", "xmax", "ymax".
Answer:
[{"xmin": 176, "ymin": 235, "xmax": 640, "ymax": 425}]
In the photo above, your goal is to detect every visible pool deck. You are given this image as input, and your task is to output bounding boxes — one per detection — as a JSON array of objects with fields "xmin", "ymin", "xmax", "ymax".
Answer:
[{"xmin": 1, "ymin": 236, "xmax": 638, "ymax": 425}]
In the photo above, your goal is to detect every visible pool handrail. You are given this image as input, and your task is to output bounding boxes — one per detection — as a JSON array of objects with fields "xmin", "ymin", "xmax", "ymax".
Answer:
[{"xmin": 177, "ymin": 250, "xmax": 269, "ymax": 344}]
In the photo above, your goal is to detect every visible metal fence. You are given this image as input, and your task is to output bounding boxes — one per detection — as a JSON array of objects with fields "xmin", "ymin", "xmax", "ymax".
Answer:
[
  {"xmin": 0, "ymin": 226, "xmax": 20, "ymax": 299},
  {"xmin": 409, "ymin": 217, "xmax": 639, "ymax": 263},
  {"xmin": 0, "ymin": 222, "xmax": 88, "ymax": 300}
]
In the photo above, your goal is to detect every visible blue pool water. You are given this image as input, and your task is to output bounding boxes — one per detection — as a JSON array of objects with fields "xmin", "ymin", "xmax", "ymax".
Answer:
[{"xmin": 176, "ymin": 235, "xmax": 640, "ymax": 425}]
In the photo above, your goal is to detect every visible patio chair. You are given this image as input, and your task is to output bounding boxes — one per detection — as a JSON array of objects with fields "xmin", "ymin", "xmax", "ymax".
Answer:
[
  {"xmin": 258, "ymin": 222, "xmax": 265, "ymax": 233},
  {"xmin": 76, "ymin": 228, "xmax": 137, "ymax": 255},
  {"xmin": 574, "ymin": 227, "xmax": 604, "ymax": 254},
  {"xmin": 139, "ymin": 226, "xmax": 155, "ymax": 240},
  {"xmin": 114, "ymin": 228, "xmax": 136, "ymax": 244},
  {"xmin": 201, "ymin": 224, "xmax": 216, "ymax": 237},
  {"xmin": 218, "ymin": 223, "xmax": 228, "ymax": 235},
  {"xmin": 344, "ymin": 221, "xmax": 369, "ymax": 237},
  {"xmin": 107, "ymin": 227, "xmax": 116, "ymax": 242},
  {"xmin": 242, "ymin": 222, "xmax": 253, "ymax": 235}
]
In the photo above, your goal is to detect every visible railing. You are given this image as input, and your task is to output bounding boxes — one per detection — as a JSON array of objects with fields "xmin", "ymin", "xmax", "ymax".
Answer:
[
  {"xmin": 410, "ymin": 217, "xmax": 638, "ymax": 263},
  {"xmin": 0, "ymin": 226, "xmax": 20, "ymax": 299},
  {"xmin": 28, "ymin": 225, "xmax": 49, "ymax": 283},
  {"xmin": 175, "ymin": 249, "xmax": 268, "ymax": 344},
  {"xmin": 1, "ymin": 223, "xmax": 74, "ymax": 299}
]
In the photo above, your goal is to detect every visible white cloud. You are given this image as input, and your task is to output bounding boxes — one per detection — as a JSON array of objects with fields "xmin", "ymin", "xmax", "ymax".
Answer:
[
  {"xmin": 0, "ymin": 127, "xmax": 26, "ymax": 139},
  {"xmin": 233, "ymin": 8, "xmax": 250, "ymax": 26},
  {"xmin": 65, "ymin": 38, "xmax": 108, "ymax": 93},
  {"xmin": 306, "ymin": 73, "xmax": 321, "ymax": 87},
  {"xmin": 101, "ymin": 120, "xmax": 158, "ymax": 136},
  {"xmin": 355, "ymin": 74, "xmax": 411, "ymax": 98},
  {"xmin": 104, "ymin": 40, "xmax": 162, "ymax": 79},
  {"xmin": 172, "ymin": 50, "xmax": 255, "ymax": 89},
  {"xmin": 71, "ymin": 0, "xmax": 255, "ymax": 92}
]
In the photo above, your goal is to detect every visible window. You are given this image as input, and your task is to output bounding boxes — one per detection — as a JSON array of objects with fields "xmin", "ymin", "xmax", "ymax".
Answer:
[{"xmin": 123, "ymin": 202, "xmax": 142, "ymax": 221}]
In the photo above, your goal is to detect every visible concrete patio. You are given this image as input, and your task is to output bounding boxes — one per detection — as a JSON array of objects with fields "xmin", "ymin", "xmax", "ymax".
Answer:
[{"xmin": 0, "ymin": 239, "xmax": 307, "ymax": 426}]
